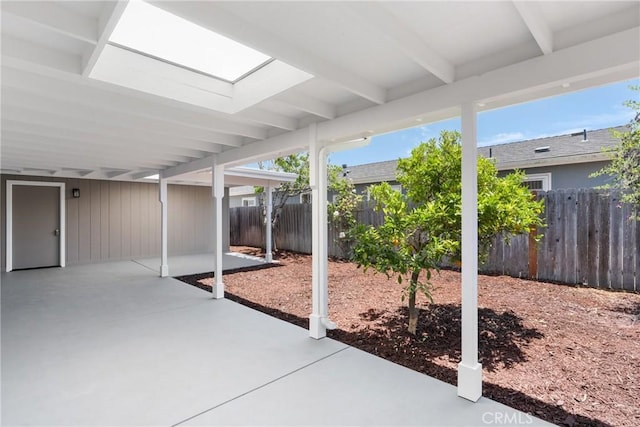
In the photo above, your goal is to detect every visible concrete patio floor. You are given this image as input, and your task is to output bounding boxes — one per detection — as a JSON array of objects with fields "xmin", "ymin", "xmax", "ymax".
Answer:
[
  {"xmin": 1, "ymin": 257, "xmax": 552, "ymax": 426},
  {"xmin": 134, "ymin": 251, "xmax": 270, "ymax": 276}
]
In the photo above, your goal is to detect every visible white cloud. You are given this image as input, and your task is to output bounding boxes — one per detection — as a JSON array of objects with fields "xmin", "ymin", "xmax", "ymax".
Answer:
[
  {"xmin": 418, "ymin": 125, "xmax": 436, "ymax": 140},
  {"xmin": 551, "ymin": 108, "xmax": 633, "ymax": 132},
  {"xmin": 480, "ymin": 132, "xmax": 524, "ymax": 146}
]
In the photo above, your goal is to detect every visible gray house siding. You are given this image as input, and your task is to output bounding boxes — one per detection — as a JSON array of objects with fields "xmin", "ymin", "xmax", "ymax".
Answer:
[
  {"xmin": 1, "ymin": 175, "xmax": 228, "ymax": 272},
  {"xmin": 498, "ymin": 161, "xmax": 611, "ymax": 190}
]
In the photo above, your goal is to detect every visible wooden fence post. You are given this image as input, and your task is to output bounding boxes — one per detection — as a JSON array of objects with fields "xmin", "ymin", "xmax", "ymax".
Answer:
[{"xmin": 528, "ymin": 191, "xmax": 539, "ymax": 279}]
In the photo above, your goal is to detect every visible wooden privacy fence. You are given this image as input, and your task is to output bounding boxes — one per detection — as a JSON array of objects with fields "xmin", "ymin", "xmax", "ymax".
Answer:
[
  {"xmin": 230, "ymin": 189, "xmax": 639, "ymax": 291},
  {"xmin": 484, "ymin": 189, "xmax": 639, "ymax": 291}
]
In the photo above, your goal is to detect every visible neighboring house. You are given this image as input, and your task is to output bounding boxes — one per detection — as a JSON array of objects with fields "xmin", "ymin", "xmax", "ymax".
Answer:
[
  {"xmin": 477, "ymin": 126, "xmax": 623, "ymax": 191},
  {"xmin": 229, "ymin": 186, "xmax": 259, "ymax": 208},
  {"xmin": 229, "ymin": 126, "xmax": 623, "ymax": 208},
  {"xmin": 346, "ymin": 126, "xmax": 622, "ymax": 194},
  {"xmin": 340, "ymin": 160, "xmax": 402, "ymax": 200}
]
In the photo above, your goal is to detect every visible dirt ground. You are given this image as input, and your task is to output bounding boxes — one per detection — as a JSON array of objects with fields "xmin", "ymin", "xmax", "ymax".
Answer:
[{"xmin": 178, "ymin": 247, "xmax": 640, "ymax": 427}]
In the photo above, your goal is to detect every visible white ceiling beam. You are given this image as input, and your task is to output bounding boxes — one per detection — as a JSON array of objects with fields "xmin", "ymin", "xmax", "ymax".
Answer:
[
  {"xmin": 275, "ymin": 92, "xmax": 337, "ymax": 120},
  {"xmin": 2, "ymin": 88, "xmax": 233, "ymax": 150},
  {"xmin": 2, "ymin": 112, "xmax": 213, "ymax": 157},
  {"xmin": 161, "ymin": 155, "xmax": 216, "ymax": 179},
  {"xmin": 216, "ymin": 128, "xmax": 307, "ymax": 167},
  {"xmin": 82, "ymin": 1, "xmax": 129, "ymax": 76},
  {"xmin": 1, "ymin": 57, "xmax": 268, "ymax": 140},
  {"xmin": 1, "ymin": 125, "xmax": 204, "ymax": 163},
  {"xmin": 151, "ymin": 1, "xmax": 387, "ymax": 105},
  {"xmin": 0, "ymin": 147, "xmax": 171, "ymax": 171},
  {"xmin": 1, "ymin": 137, "xmax": 193, "ymax": 167},
  {"xmin": 211, "ymin": 26, "xmax": 639, "ymax": 168},
  {"xmin": 347, "ymin": 2, "xmax": 455, "ymax": 84},
  {"xmin": 1, "ymin": 36, "xmax": 81, "ymax": 74},
  {"xmin": 3, "ymin": 83, "xmax": 243, "ymax": 147},
  {"xmin": 1, "ymin": 2, "xmax": 98, "ymax": 44},
  {"xmin": 105, "ymin": 170, "xmax": 133, "ymax": 179},
  {"xmin": 131, "ymin": 171, "xmax": 160, "ymax": 180},
  {"xmin": 513, "ymin": 1, "xmax": 554, "ymax": 55},
  {"xmin": 237, "ymin": 108, "xmax": 298, "ymax": 131}
]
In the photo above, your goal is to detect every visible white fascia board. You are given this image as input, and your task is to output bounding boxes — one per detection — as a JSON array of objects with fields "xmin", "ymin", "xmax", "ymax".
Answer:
[
  {"xmin": 229, "ymin": 186, "xmax": 257, "ymax": 196},
  {"xmin": 226, "ymin": 166, "xmax": 297, "ymax": 183},
  {"xmin": 495, "ymin": 152, "xmax": 611, "ymax": 171}
]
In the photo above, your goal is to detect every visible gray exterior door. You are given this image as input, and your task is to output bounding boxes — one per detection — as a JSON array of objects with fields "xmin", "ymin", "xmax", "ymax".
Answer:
[{"xmin": 12, "ymin": 185, "xmax": 60, "ymax": 269}]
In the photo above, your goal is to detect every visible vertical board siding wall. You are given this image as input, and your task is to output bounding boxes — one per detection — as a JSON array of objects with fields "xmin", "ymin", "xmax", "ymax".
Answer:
[
  {"xmin": 230, "ymin": 190, "xmax": 639, "ymax": 290},
  {"xmin": 1, "ymin": 175, "xmax": 216, "ymax": 271}
]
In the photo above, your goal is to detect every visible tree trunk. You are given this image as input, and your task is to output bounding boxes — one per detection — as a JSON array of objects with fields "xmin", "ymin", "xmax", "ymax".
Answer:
[{"xmin": 407, "ymin": 270, "xmax": 421, "ymax": 335}]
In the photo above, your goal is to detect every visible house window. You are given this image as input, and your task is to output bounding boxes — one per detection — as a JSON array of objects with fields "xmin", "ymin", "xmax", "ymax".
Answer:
[
  {"xmin": 242, "ymin": 197, "xmax": 256, "ymax": 207},
  {"xmin": 522, "ymin": 173, "xmax": 551, "ymax": 191},
  {"xmin": 300, "ymin": 193, "xmax": 311, "ymax": 204},
  {"xmin": 390, "ymin": 184, "xmax": 402, "ymax": 193}
]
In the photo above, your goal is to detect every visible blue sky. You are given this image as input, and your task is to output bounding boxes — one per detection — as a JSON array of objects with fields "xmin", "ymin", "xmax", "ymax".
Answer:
[{"xmin": 328, "ymin": 78, "xmax": 639, "ymax": 167}]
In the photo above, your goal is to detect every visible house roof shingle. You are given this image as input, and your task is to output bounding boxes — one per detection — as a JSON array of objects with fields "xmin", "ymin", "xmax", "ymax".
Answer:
[
  {"xmin": 343, "ymin": 126, "xmax": 623, "ymax": 184},
  {"xmin": 476, "ymin": 126, "xmax": 624, "ymax": 170}
]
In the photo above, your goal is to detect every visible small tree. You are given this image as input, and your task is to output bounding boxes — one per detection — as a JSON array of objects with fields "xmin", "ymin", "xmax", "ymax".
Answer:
[
  {"xmin": 329, "ymin": 175, "xmax": 362, "ymax": 259},
  {"xmin": 591, "ymin": 86, "xmax": 640, "ymax": 210},
  {"xmin": 352, "ymin": 130, "xmax": 544, "ymax": 335},
  {"xmin": 257, "ymin": 153, "xmax": 341, "ymax": 251}
]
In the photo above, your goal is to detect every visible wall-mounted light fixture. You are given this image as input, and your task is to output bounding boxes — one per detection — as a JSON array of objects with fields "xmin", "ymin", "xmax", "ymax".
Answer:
[{"xmin": 72, "ymin": 188, "xmax": 80, "ymax": 198}]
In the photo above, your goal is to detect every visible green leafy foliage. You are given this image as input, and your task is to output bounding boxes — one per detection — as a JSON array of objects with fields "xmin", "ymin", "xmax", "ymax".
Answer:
[
  {"xmin": 328, "ymin": 176, "xmax": 363, "ymax": 259},
  {"xmin": 351, "ymin": 130, "xmax": 545, "ymax": 334},
  {"xmin": 591, "ymin": 86, "xmax": 640, "ymax": 211},
  {"xmin": 256, "ymin": 153, "xmax": 342, "ymax": 250}
]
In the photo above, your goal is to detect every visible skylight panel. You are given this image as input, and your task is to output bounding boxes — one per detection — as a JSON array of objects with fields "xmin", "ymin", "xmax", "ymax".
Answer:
[{"xmin": 109, "ymin": 1, "xmax": 271, "ymax": 82}]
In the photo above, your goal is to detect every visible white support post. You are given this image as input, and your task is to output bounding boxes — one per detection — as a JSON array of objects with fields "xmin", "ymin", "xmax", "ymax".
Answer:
[
  {"xmin": 309, "ymin": 124, "xmax": 336, "ymax": 339},
  {"xmin": 159, "ymin": 176, "xmax": 169, "ymax": 277},
  {"xmin": 265, "ymin": 186, "xmax": 273, "ymax": 263},
  {"xmin": 212, "ymin": 160, "xmax": 225, "ymax": 299},
  {"xmin": 458, "ymin": 102, "xmax": 482, "ymax": 402}
]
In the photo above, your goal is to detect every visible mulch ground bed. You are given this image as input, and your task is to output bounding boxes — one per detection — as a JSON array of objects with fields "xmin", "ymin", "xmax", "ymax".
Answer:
[{"xmin": 177, "ymin": 246, "xmax": 640, "ymax": 427}]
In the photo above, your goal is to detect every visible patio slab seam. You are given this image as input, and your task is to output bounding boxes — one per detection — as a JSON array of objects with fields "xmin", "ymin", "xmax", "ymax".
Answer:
[{"xmin": 172, "ymin": 346, "xmax": 351, "ymax": 426}]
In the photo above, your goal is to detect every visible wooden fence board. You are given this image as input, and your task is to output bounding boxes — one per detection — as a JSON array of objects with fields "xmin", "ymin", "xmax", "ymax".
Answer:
[
  {"xmin": 576, "ymin": 189, "xmax": 590, "ymax": 284},
  {"xmin": 230, "ymin": 190, "xmax": 638, "ymax": 290},
  {"xmin": 538, "ymin": 191, "xmax": 556, "ymax": 282},
  {"xmin": 636, "ymin": 206, "xmax": 640, "ymax": 291},
  {"xmin": 598, "ymin": 193, "xmax": 611, "ymax": 288},
  {"xmin": 563, "ymin": 190, "xmax": 577, "ymax": 284},
  {"xmin": 586, "ymin": 192, "xmax": 600, "ymax": 287},
  {"xmin": 553, "ymin": 190, "xmax": 565, "ymax": 282},
  {"xmin": 621, "ymin": 202, "xmax": 636, "ymax": 291},
  {"xmin": 609, "ymin": 191, "xmax": 623, "ymax": 289}
]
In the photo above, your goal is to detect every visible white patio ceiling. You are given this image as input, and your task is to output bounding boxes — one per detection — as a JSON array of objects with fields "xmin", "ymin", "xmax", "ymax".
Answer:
[{"xmin": 1, "ymin": 1, "xmax": 639, "ymax": 180}]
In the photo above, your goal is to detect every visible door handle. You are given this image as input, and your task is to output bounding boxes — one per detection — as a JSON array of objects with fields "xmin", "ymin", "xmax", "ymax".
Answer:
[{"xmin": 54, "ymin": 229, "xmax": 60, "ymax": 236}]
